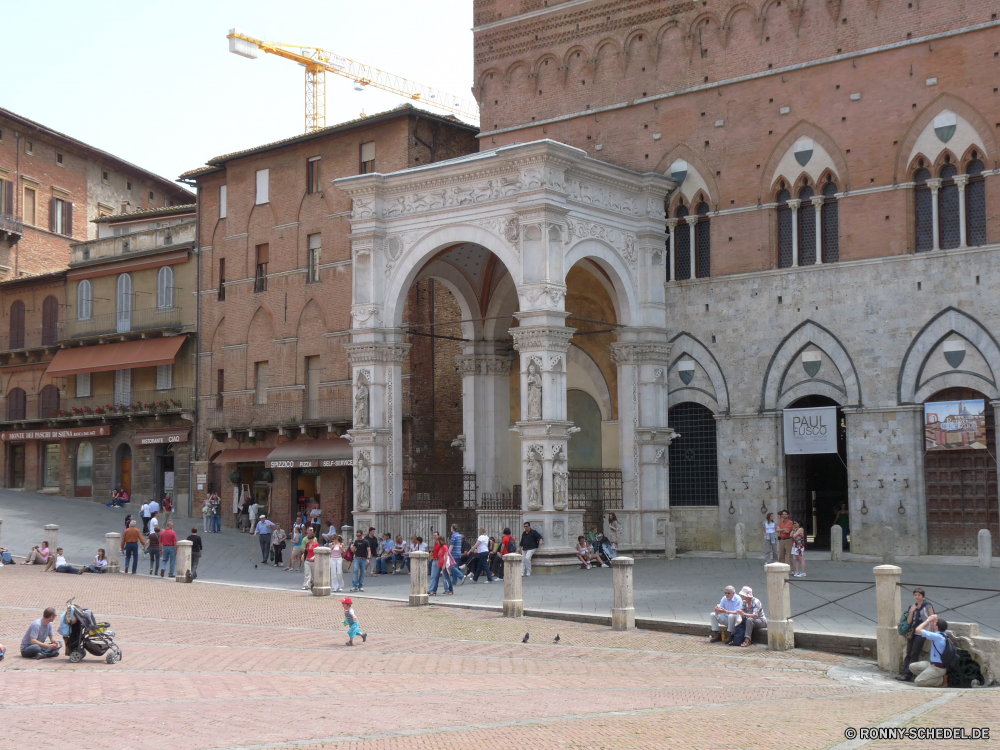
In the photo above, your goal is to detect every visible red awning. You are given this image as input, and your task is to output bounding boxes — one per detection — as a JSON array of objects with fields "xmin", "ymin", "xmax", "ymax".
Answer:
[
  {"xmin": 47, "ymin": 337, "xmax": 185, "ymax": 377},
  {"xmin": 213, "ymin": 447, "xmax": 274, "ymax": 464},
  {"xmin": 265, "ymin": 438, "xmax": 353, "ymax": 468}
]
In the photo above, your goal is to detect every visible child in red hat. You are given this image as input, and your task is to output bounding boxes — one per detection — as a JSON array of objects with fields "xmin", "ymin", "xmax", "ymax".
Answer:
[{"xmin": 340, "ymin": 597, "xmax": 367, "ymax": 646}]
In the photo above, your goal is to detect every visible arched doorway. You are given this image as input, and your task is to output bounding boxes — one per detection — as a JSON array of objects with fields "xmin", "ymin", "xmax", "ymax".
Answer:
[
  {"xmin": 116, "ymin": 443, "xmax": 133, "ymax": 497},
  {"xmin": 566, "ymin": 389, "xmax": 602, "ymax": 468},
  {"xmin": 668, "ymin": 401, "xmax": 719, "ymax": 507},
  {"xmin": 923, "ymin": 387, "xmax": 999, "ymax": 555},
  {"xmin": 784, "ymin": 395, "xmax": 848, "ymax": 549}
]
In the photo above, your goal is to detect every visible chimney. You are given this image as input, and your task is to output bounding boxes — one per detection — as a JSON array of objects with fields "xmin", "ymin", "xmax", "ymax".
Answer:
[{"xmin": 120, "ymin": 200, "xmax": 131, "ymax": 214}]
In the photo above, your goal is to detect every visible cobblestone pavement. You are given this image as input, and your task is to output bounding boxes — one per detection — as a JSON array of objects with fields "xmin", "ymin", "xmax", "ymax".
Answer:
[
  {"xmin": 1, "ymin": 488, "xmax": 997, "ymax": 637},
  {"xmin": 2, "ymin": 565, "xmax": 995, "ymax": 750}
]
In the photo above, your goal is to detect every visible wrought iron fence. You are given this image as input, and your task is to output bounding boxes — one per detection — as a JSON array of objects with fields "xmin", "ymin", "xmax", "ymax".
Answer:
[
  {"xmin": 403, "ymin": 472, "xmax": 478, "ymax": 534},
  {"xmin": 479, "ymin": 491, "xmax": 522, "ymax": 540},
  {"xmin": 203, "ymin": 398, "xmax": 351, "ymax": 431},
  {"xmin": 61, "ymin": 306, "xmax": 184, "ymax": 340},
  {"xmin": 568, "ymin": 469, "xmax": 623, "ymax": 533},
  {"xmin": 59, "ymin": 387, "xmax": 195, "ymax": 417}
]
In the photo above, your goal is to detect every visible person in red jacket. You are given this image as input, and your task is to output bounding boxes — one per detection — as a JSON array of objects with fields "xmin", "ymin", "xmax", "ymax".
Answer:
[{"xmin": 159, "ymin": 522, "xmax": 178, "ymax": 578}]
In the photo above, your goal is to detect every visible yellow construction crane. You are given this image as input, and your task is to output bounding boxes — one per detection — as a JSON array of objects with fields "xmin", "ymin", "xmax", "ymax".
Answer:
[{"xmin": 227, "ymin": 29, "xmax": 480, "ymax": 133}]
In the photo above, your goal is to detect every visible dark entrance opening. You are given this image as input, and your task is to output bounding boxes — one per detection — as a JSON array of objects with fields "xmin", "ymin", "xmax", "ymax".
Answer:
[
  {"xmin": 784, "ymin": 395, "xmax": 848, "ymax": 550},
  {"xmin": 154, "ymin": 445, "xmax": 175, "ymax": 503},
  {"xmin": 10, "ymin": 444, "xmax": 25, "ymax": 488}
]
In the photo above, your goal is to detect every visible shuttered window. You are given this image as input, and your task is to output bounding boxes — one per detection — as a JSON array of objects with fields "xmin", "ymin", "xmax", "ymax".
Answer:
[
  {"xmin": 77, "ymin": 280, "xmax": 93, "ymax": 320},
  {"xmin": 219, "ymin": 185, "xmax": 227, "ymax": 219},
  {"xmin": 114, "ymin": 369, "xmax": 132, "ymax": 405},
  {"xmin": 307, "ymin": 157, "xmax": 321, "ymax": 194},
  {"xmin": 308, "ymin": 233, "xmax": 321, "ymax": 282},
  {"xmin": 50, "ymin": 197, "xmax": 73, "ymax": 236},
  {"xmin": 255, "ymin": 361, "xmax": 268, "ymax": 404},
  {"xmin": 2, "ymin": 179, "xmax": 13, "ymax": 216},
  {"xmin": 156, "ymin": 364, "xmax": 173, "ymax": 390},
  {"xmin": 23, "ymin": 187, "xmax": 36, "ymax": 225},
  {"xmin": 217, "ymin": 369, "xmax": 224, "ymax": 410},
  {"xmin": 255, "ymin": 169, "xmax": 269, "ymax": 204},
  {"xmin": 7, "ymin": 388, "xmax": 26, "ymax": 420},
  {"xmin": 157, "ymin": 265, "xmax": 174, "ymax": 309},
  {"xmin": 42, "ymin": 296, "xmax": 58, "ymax": 346},
  {"xmin": 116, "ymin": 274, "xmax": 132, "ymax": 333},
  {"xmin": 76, "ymin": 372, "xmax": 91, "ymax": 398},
  {"xmin": 9, "ymin": 300, "xmax": 25, "ymax": 349},
  {"xmin": 39, "ymin": 385, "xmax": 59, "ymax": 418},
  {"xmin": 360, "ymin": 142, "xmax": 375, "ymax": 174}
]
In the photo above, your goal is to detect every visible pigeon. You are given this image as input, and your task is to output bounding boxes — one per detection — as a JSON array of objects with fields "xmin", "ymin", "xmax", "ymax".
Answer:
[
  {"xmin": 522, "ymin": 633, "xmax": 530, "ymax": 643},
  {"xmin": 554, "ymin": 634, "xmax": 560, "ymax": 644},
  {"xmin": 254, "ymin": 564, "xmax": 258, "ymax": 569}
]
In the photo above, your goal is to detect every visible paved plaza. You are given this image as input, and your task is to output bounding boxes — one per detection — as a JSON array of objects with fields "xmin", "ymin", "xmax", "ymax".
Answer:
[
  {"xmin": 1, "ymin": 562, "xmax": 996, "ymax": 750},
  {"xmin": 1, "ymin": 489, "xmax": 998, "ymax": 638}
]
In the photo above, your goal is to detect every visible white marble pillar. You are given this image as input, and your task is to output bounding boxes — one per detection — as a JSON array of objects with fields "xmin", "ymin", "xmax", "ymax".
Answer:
[
  {"xmin": 408, "ymin": 550, "xmax": 429, "ymax": 605},
  {"xmin": 955, "ymin": 174, "xmax": 969, "ymax": 249},
  {"xmin": 927, "ymin": 179, "xmax": 942, "ymax": 251},
  {"xmin": 811, "ymin": 196, "xmax": 824, "ymax": 264},
  {"xmin": 684, "ymin": 215, "xmax": 698, "ymax": 280},
  {"xmin": 875, "ymin": 564, "xmax": 903, "ymax": 673},
  {"xmin": 175, "ymin": 540, "xmax": 193, "ymax": 583},
  {"xmin": 312, "ymin": 546, "xmax": 331, "ymax": 596},
  {"xmin": 666, "ymin": 218, "xmax": 678, "ymax": 282},
  {"xmin": 503, "ymin": 553, "xmax": 523, "ymax": 617},
  {"xmin": 455, "ymin": 351, "xmax": 512, "ymax": 496},
  {"xmin": 105, "ymin": 533, "xmax": 121, "ymax": 573},
  {"xmin": 44, "ymin": 525, "xmax": 59, "ymax": 554},
  {"xmin": 611, "ymin": 556, "xmax": 636, "ymax": 630},
  {"xmin": 788, "ymin": 199, "xmax": 801, "ymax": 267}
]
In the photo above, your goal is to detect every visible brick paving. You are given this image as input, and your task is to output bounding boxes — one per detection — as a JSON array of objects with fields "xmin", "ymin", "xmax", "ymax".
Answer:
[{"xmin": 1, "ymin": 565, "xmax": 994, "ymax": 750}]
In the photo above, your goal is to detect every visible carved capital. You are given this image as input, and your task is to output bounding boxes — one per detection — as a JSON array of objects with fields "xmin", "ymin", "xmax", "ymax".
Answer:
[
  {"xmin": 350, "ymin": 304, "xmax": 383, "ymax": 327},
  {"xmin": 610, "ymin": 341, "xmax": 673, "ymax": 366},
  {"xmin": 345, "ymin": 341, "xmax": 412, "ymax": 366},
  {"xmin": 510, "ymin": 326, "xmax": 575, "ymax": 353},
  {"xmin": 519, "ymin": 283, "xmax": 567, "ymax": 310}
]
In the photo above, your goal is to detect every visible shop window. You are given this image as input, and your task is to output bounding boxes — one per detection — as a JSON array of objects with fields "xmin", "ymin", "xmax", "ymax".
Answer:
[
  {"xmin": 667, "ymin": 401, "xmax": 719, "ymax": 506},
  {"xmin": 674, "ymin": 203, "xmax": 690, "ymax": 279},
  {"xmin": 966, "ymin": 158, "xmax": 987, "ymax": 247},
  {"xmin": 157, "ymin": 265, "xmax": 174, "ymax": 309},
  {"xmin": 42, "ymin": 295, "xmax": 58, "ymax": 346},
  {"xmin": 307, "ymin": 233, "xmax": 321, "ymax": 282},
  {"xmin": 43, "ymin": 444, "xmax": 60, "ymax": 487},
  {"xmin": 821, "ymin": 179, "xmax": 840, "ymax": 262},
  {"xmin": 695, "ymin": 201, "xmax": 711, "ymax": 278},
  {"xmin": 76, "ymin": 373, "xmax": 91, "ymax": 398},
  {"xmin": 39, "ymin": 384, "xmax": 59, "ymax": 419},
  {"xmin": 76, "ymin": 442, "xmax": 94, "ymax": 489},
  {"xmin": 7, "ymin": 387, "xmax": 26, "ymax": 420},
  {"xmin": 9, "ymin": 299, "xmax": 25, "ymax": 349},
  {"xmin": 914, "ymin": 167, "xmax": 933, "ymax": 251},
  {"xmin": 77, "ymin": 279, "xmax": 93, "ymax": 320},
  {"xmin": 777, "ymin": 188, "xmax": 793, "ymax": 267},
  {"xmin": 307, "ymin": 157, "xmax": 321, "ymax": 194}
]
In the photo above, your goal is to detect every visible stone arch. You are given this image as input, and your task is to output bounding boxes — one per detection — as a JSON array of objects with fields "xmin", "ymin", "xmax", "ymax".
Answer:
[
  {"xmin": 567, "ymin": 343, "xmax": 613, "ymax": 420},
  {"xmin": 483, "ymin": 272, "xmax": 519, "ymax": 342},
  {"xmin": 762, "ymin": 320, "xmax": 861, "ymax": 411},
  {"xmin": 688, "ymin": 10, "xmax": 722, "ymax": 36},
  {"xmin": 414, "ymin": 258, "xmax": 484, "ymax": 340},
  {"xmin": 761, "ymin": 121, "xmax": 850, "ymax": 198},
  {"xmin": 502, "ymin": 59, "xmax": 530, "ymax": 87},
  {"xmin": 592, "ymin": 37, "xmax": 622, "ymax": 57},
  {"xmin": 899, "ymin": 307, "xmax": 1000, "ymax": 404},
  {"xmin": 530, "ymin": 53, "xmax": 558, "ymax": 77},
  {"xmin": 563, "ymin": 238, "xmax": 637, "ymax": 326},
  {"xmin": 296, "ymin": 299, "xmax": 327, "ymax": 355},
  {"xmin": 383, "ymin": 223, "xmax": 522, "ymax": 331},
  {"xmin": 561, "ymin": 45, "xmax": 587, "ymax": 70},
  {"xmin": 654, "ymin": 143, "xmax": 721, "ymax": 208},
  {"xmin": 895, "ymin": 94, "xmax": 996, "ymax": 182},
  {"xmin": 668, "ymin": 332, "xmax": 730, "ymax": 414},
  {"xmin": 723, "ymin": 2, "xmax": 756, "ymax": 28}
]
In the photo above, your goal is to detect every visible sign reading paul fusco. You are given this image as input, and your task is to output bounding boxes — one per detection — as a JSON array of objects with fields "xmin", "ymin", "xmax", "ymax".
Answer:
[
  {"xmin": 782, "ymin": 406, "xmax": 838, "ymax": 455},
  {"xmin": 925, "ymin": 399, "xmax": 987, "ymax": 451}
]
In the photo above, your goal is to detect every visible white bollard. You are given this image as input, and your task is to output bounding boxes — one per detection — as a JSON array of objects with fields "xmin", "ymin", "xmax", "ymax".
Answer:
[
  {"xmin": 881, "ymin": 526, "xmax": 895, "ymax": 565},
  {"xmin": 979, "ymin": 529, "xmax": 992, "ymax": 569},
  {"xmin": 175, "ymin": 540, "xmax": 193, "ymax": 583},
  {"xmin": 830, "ymin": 523, "xmax": 843, "ymax": 562},
  {"xmin": 874, "ymin": 564, "xmax": 903, "ymax": 674},
  {"xmin": 312, "ymin": 547, "xmax": 331, "ymax": 596},
  {"xmin": 503, "ymin": 553, "xmax": 523, "ymax": 617},
  {"xmin": 408, "ymin": 551, "xmax": 429, "ymax": 606},
  {"xmin": 764, "ymin": 562, "xmax": 794, "ymax": 650},
  {"xmin": 664, "ymin": 521, "xmax": 676, "ymax": 560},
  {"xmin": 44, "ymin": 524, "xmax": 59, "ymax": 555},
  {"xmin": 611, "ymin": 556, "xmax": 635, "ymax": 631},
  {"xmin": 735, "ymin": 523, "xmax": 746, "ymax": 560},
  {"xmin": 104, "ymin": 533, "xmax": 121, "ymax": 573}
]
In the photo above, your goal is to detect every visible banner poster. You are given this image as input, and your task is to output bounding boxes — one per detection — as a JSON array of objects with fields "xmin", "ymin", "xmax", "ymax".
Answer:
[
  {"xmin": 783, "ymin": 406, "xmax": 838, "ymax": 455},
  {"xmin": 924, "ymin": 399, "xmax": 987, "ymax": 451}
]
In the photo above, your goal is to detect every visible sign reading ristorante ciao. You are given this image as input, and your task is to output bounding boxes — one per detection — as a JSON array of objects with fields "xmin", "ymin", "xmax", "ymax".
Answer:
[{"xmin": 0, "ymin": 425, "xmax": 111, "ymax": 441}]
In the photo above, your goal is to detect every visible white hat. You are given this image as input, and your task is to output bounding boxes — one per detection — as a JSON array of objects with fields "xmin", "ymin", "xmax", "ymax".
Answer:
[{"xmin": 739, "ymin": 586, "xmax": 753, "ymax": 598}]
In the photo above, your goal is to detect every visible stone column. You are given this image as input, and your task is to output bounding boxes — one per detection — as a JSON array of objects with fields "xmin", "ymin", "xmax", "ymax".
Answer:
[
  {"xmin": 979, "ymin": 529, "xmax": 993, "ymax": 569},
  {"xmin": 684, "ymin": 215, "xmax": 697, "ymax": 279},
  {"xmin": 881, "ymin": 525, "xmax": 895, "ymax": 564},
  {"xmin": 927, "ymin": 179, "xmax": 942, "ymax": 251},
  {"xmin": 735, "ymin": 523, "xmax": 746, "ymax": 559},
  {"xmin": 345, "ymin": 335, "xmax": 411, "ymax": 530},
  {"xmin": 664, "ymin": 521, "xmax": 676, "ymax": 560},
  {"xmin": 455, "ymin": 351, "xmax": 511, "ymax": 496},
  {"xmin": 312, "ymin": 546, "xmax": 331, "ymax": 596},
  {"xmin": 503, "ymin": 553, "xmax": 523, "ymax": 617},
  {"xmin": 955, "ymin": 174, "xmax": 969, "ymax": 249},
  {"xmin": 175, "ymin": 540, "xmax": 193, "ymax": 583},
  {"xmin": 811, "ymin": 196, "xmax": 824, "ymax": 263},
  {"xmin": 874, "ymin": 564, "xmax": 903, "ymax": 673},
  {"xmin": 408, "ymin": 550, "xmax": 429, "ymax": 605},
  {"xmin": 788, "ymin": 199, "xmax": 801, "ymax": 267},
  {"xmin": 105, "ymin": 533, "xmax": 121, "ymax": 573},
  {"xmin": 611, "ymin": 556, "xmax": 635, "ymax": 631},
  {"xmin": 764, "ymin": 562, "xmax": 794, "ymax": 650},
  {"xmin": 666, "ymin": 218, "xmax": 678, "ymax": 282},
  {"xmin": 830, "ymin": 524, "xmax": 843, "ymax": 562},
  {"xmin": 612, "ymin": 335, "xmax": 675, "ymax": 552},
  {"xmin": 44, "ymin": 524, "xmax": 58, "ymax": 554}
]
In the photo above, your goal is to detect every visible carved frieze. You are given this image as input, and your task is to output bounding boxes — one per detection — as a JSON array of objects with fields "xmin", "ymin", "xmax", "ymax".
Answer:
[
  {"xmin": 609, "ymin": 341, "xmax": 673, "ymax": 365},
  {"xmin": 566, "ymin": 180, "xmax": 639, "ymax": 216},
  {"xmin": 510, "ymin": 326, "xmax": 575, "ymax": 352},
  {"xmin": 566, "ymin": 219, "xmax": 638, "ymax": 273},
  {"xmin": 345, "ymin": 341, "xmax": 412, "ymax": 366}
]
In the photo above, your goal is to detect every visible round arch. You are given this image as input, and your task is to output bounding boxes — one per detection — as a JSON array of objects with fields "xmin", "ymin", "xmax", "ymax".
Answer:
[
  {"xmin": 564, "ymin": 238, "xmax": 637, "ymax": 327},
  {"xmin": 414, "ymin": 259, "xmax": 485, "ymax": 341}
]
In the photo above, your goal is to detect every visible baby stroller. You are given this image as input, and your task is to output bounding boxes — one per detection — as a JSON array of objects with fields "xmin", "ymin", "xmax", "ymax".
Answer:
[
  {"xmin": 64, "ymin": 598, "xmax": 122, "ymax": 664},
  {"xmin": 595, "ymin": 534, "xmax": 617, "ymax": 566}
]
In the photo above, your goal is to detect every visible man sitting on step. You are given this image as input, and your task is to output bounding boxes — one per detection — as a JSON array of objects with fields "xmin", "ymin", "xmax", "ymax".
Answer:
[{"xmin": 709, "ymin": 585, "xmax": 743, "ymax": 644}]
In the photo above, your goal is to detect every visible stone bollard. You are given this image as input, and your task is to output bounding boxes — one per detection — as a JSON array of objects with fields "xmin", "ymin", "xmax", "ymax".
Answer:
[
  {"xmin": 735, "ymin": 523, "xmax": 746, "ymax": 560},
  {"xmin": 104, "ymin": 533, "xmax": 121, "ymax": 573},
  {"xmin": 881, "ymin": 526, "xmax": 895, "ymax": 564},
  {"xmin": 764, "ymin": 562, "xmax": 794, "ymax": 651},
  {"xmin": 664, "ymin": 521, "xmax": 676, "ymax": 560},
  {"xmin": 44, "ymin": 524, "xmax": 59, "ymax": 554},
  {"xmin": 175, "ymin": 540, "xmax": 193, "ymax": 583},
  {"xmin": 611, "ymin": 556, "xmax": 636, "ymax": 631},
  {"xmin": 502, "ymin": 553, "xmax": 523, "ymax": 617},
  {"xmin": 874, "ymin": 564, "xmax": 903, "ymax": 674},
  {"xmin": 830, "ymin": 524, "xmax": 843, "ymax": 562},
  {"xmin": 312, "ymin": 547, "xmax": 331, "ymax": 596},
  {"xmin": 408, "ymin": 551, "xmax": 429, "ymax": 605},
  {"xmin": 979, "ymin": 529, "xmax": 992, "ymax": 569}
]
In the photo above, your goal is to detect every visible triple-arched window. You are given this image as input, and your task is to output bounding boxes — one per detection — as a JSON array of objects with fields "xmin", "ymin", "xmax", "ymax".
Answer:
[
  {"xmin": 669, "ymin": 200, "xmax": 711, "ymax": 280},
  {"xmin": 914, "ymin": 153, "xmax": 988, "ymax": 251},
  {"xmin": 777, "ymin": 177, "xmax": 839, "ymax": 268},
  {"xmin": 157, "ymin": 265, "xmax": 174, "ymax": 309}
]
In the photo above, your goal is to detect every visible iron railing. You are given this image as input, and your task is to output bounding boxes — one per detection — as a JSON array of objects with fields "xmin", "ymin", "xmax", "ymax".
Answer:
[
  {"xmin": 70, "ymin": 221, "xmax": 195, "ymax": 264},
  {"xmin": 0, "ymin": 328, "xmax": 60, "ymax": 352},
  {"xmin": 203, "ymin": 397, "xmax": 352, "ymax": 431},
  {"xmin": 403, "ymin": 472, "xmax": 478, "ymax": 533},
  {"xmin": 58, "ymin": 387, "xmax": 195, "ymax": 417},
  {"xmin": 568, "ymin": 469, "xmax": 623, "ymax": 533},
  {"xmin": 61, "ymin": 306, "xmax": 185, "ymax": 340},
  {"xmin": 478, "ymin": 490, "xmax": 522, "ymax": 540}
]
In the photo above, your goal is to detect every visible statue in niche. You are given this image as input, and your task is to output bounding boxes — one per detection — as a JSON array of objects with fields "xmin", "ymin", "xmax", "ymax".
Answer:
[
  {"xmin": 526, "ymin": 446, "xmax": 543, "ymax": 511},
  {"xmin": 526, "ymin": 360, "xmax": 543, "ymax": 421},
  {"xmin": 354, "ymin": 371, "xmax": 370, "ymax": 428},
  {"xmin": 355, "ymin": 454, "xmax": 371, "ymax": 511},
  {"xmin": 552, "ymin": 445, "xmax": 568, "ymax": 511}
]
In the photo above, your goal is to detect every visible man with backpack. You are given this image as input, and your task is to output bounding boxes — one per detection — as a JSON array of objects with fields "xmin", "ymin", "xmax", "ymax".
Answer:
[{"xmin": 907, "ymin": 614, "xmax": 954, "ymax": 687}]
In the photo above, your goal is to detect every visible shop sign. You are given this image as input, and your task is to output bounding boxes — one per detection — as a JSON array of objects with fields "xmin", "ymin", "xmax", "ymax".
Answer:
[
  {"xmin": 925, "ymin": 399, "xmax": 986, "ymax": 451},
  {"xmin": 267, "ymin": 458, "xmax": 353, "ymax": 468},
  {"xmin": 783, "ymin": 406, "xmax": 838, "ymax": 454},
  {"xmin": 137, "ymin": 431, "xmax": 189, "ymax": 445},
  {"xmin": 0, "ymin": 425, "xmax": 110, "ymax": 441},
  {"xmin": 298, "ymin": 467, "xmax": 322, "ymax": 475}
]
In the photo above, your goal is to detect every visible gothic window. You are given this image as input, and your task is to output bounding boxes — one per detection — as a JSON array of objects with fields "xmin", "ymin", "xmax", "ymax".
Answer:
[
  {"xmin": 6, "ymin": 387, "xmax": 25, "ymax": 420},
  {"xmin": 695, "ymin": 201, "xmax": 711, "ymax": 278},
  {"xmin": 41, "ymin": 296, "xmax": 59, "ymax": 346},
  {"xmin": 674, "ymin": 203, "xmax": 690, "ymax": 280},
  {"xmin": 914, "ymin": 166, "xmax": 933, "ymax": 252},
  {"xmin": 9, "ymin": 300, "xmax": 24, "ymax": 350},
  {"xmin": 967, "ymin": 157, "xmax": 987, "ymax": 247},
  {"xmin": 939, "ymin": 161, "xmax": 960, "ymax": 250},
  {"xmin": 157, "ymin": 265, "xmax": 174, "ymax": 309},
  {"xmin": 777, "ymin": 188, "xmax": 793, "ymax": 268},
  {"xmin": 798, "ymin": 185, "xmax": 816, "ymax": 266},
  {"xmin": 39, "ymin": 384, "xmax": 59, "ymax": 419},
  {"xmin": 668, "ymin": 401, "xmax": 718, "ymax": 506},
  {"xmin": 821, "ymin": 179, "xmax": 840, "ymax": 263}
]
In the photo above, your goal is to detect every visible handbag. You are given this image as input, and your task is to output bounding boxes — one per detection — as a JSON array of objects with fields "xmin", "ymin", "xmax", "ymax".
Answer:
[{"xmin": 344, "ymin": 547, "xmax": 354, "ymax": 562}]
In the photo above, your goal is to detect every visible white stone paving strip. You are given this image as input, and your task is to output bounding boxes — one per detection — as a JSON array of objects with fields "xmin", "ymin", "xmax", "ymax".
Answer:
[{"xmin": 823, "ymin": 691, "xmax": 960, "ymax": 750}]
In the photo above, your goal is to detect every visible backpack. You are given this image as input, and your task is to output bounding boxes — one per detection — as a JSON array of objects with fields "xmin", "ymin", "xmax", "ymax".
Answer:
[
  {"xmin": 898, "ymin": 611, "xmax": 912, "ymax": 636},
  {"xmin": 505, "ymin": 536, "xmax": 517, "ymax": 554},
  {"xmin": 940, "ymin": 635, "xmax": 960, "ymax": 669}
]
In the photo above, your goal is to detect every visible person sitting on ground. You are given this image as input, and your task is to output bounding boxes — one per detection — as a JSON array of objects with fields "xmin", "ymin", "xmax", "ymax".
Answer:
[
  {"xmin": 576, "ymin": 536, "xmax": 602, "ymax": 569},
  {"xmin": 898, "ymin": 588, "xmax": 935, "ymax": 682},
  {"xmin": 21, "ymin": 541, "xmax": 50, "ymax": 565},
  {"xmin": 390, "ymin": 535, "xmax": 407, "ymax": 573},
  {"xmin": 322, "ymin": 523, "xmax": 338, "ymax": 544},
  {"xmin": 374, "ymin": 533, "xmax": 394, "ymax": 575},
  {"xmin": 733, "ymin": 586, "xmax": 766, "ymax": 647},
  {"xmin": 709, "ymin": 585, "xmax": 743, "ymax": 644},
  {"xmin": 790, "ymin": 521, "xmax": 806, "ymax": 577},
  {"xmin": 907, "ymin": 614, "xmax": 951, "ymax": 687},
  {"xmin": 0, "ymin": 545, "xmax": 13, "ymax": 565},
  {"xmin": 52, "ymin": 548, "xmax": 81, "ymax": 575},
  {"xmin": 82, "ymin": 549, "xmax": 108, "ymax": 574},
  {"xmin": 20, "ymin": 607, "xmax": 61, "ymax": 659}
]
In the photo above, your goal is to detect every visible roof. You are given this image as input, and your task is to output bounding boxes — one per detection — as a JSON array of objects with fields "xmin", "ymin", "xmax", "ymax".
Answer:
[
  {"xmin": 178, "ymin": 104, "xmax": 479, "ymax": 181},
  {"xmin": 0, "ymin": 269, "xmax": 68, "ymax": 290},
  {"xmin": 46, "ymin": 337, "xmax": 185, "ymax": 377},
  {"xmin": 94, "ymin": 204, "xmax": 197, "ymax": 224},
  {"xmin": 0, "ymin": 107, "xmax": 193, "ymax": 200}
]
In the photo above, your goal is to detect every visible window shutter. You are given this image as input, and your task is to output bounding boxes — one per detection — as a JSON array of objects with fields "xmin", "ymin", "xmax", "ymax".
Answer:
[
  {"xmin": 76, "ymin": 372, "xmax": 91, "ymax": 398},
  {"xmin": 361, "ymin": 142, "xmax": 375, "ymax": 162},
  {"xmin": 3, "ymin": 181, "xmax": 12, "ymax": 215},
  {"xmin": 256, "ymin": 243, "xmax": 269, "ymax": 264},
  {"xmin": 156, "ymin": 364, "xmax": 173, "ymax": 390},
  {"xmin": 49, "ymin": 197, "xmax": 58, "ymax": 232},
  {"xmin": 114, "ymin": 369, "xmax": 132, "ymax": 405},
  {"xmin": 220, "ymin": 185, "xmax": 227, "ymax": 218},
  {"xmin": 256, "ymin": 169, "xmax": 269, "ymax": 204},
  {"xmin": 64, "ymin": 201, "xmax": 73, "ymax": 236}
]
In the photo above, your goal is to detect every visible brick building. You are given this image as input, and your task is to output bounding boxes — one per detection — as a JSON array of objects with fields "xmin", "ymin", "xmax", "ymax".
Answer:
[
  {"xmin": 0, "ymin": 107, "xmax": 192, "ymax": 278},
  {"xmin": 182, "ymin": 105, "xmax": 479, "ymax": 531}
]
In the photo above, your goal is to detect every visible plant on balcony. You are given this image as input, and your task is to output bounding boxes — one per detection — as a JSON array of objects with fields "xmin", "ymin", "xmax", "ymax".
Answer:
[{"xmin": 93, "ymin": 406, "xmax": 105, "ymax": 415}]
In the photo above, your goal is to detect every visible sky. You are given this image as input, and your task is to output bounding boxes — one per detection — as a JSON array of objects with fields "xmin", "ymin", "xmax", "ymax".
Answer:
[{"xmin": 2, "ymin": 0, "xmax": 475, "ymax": 187}]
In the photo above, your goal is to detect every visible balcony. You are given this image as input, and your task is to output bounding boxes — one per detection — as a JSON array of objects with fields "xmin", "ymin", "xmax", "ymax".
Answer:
[
  {"xmin": 204, "ymin": 397, "xmax": 352, "ymax": 433},
  {"xmin": 0, "ymin": 213, "xmax": 23, "ymax": 243},
  {"xmin": 0, "ymin": 328, "xmax": 60, "ymax": 357},
  {"xmin": 56, "ymin": 387, "xmax": 196, "ymax": 420},
  {"xmin": 70, "ymin": 221, "xmax": 195, "ymax": 265},
  {"xmin": 61, "ymin": 306, "xmax": 184, "ymax": 342}
]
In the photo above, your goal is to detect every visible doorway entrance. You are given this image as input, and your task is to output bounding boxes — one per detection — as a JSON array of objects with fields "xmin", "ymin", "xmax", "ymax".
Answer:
[
  {"xmin": 117, "ymin": 444, "xmax": 133, "ymax": 496},
  {"xmin": 154, "ymin": 445, "xmax": 175, "ymax": 503},
  {"xmin": 784, "ymin": 395, "xmax": 848, "ymax": 549},
  {"xmin": 10, "ymin": 444, "xmax": 25, "ymax": 488}
]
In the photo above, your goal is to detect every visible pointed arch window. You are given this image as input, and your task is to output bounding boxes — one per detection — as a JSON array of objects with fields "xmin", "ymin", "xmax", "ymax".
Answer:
[
  {"xmin": 157, "ymin": 265, "xmax": 174, "ymax": 309},
  {"xmin": 914, "ymin": 166, "xmax": 934, "ymax": 251},
  {"xmin": 798, "ymin": 185, "xmax": 816, "ymax": 266},
  {"xmin": 9, "ymin": 300, "xmax": 25, "ymax": 350},
  {"xmin": 777, "ymin": 188, "xmax": 793, "ymax": 268},
  {"xmin": 77, "ymin": 279, "xmax": 93, "ymax": 321},
  {"xmin": 7, "ymin": 387, "xmax": 25, "ymax": 420},
  {"xmin": 674, "ymin": 203, "xmax": 691, "ymax": 280},
  {"xmin": 966, "ymin": 157, "xmax": 987, "ymax": 247},
  {"xmin": 116, "ymin": 273, "xmax": 132, "ymax": 333},
  {"xmin": 939, "ymin": 162, "xmax": 960, "ymax": 250},
  {"xmin": 695, "ymin": 201, "xmax": 711, "ymax": 278},
  {"xmin": 821, "ymin": 179, "xmax": 840, "ymax": 263}
]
